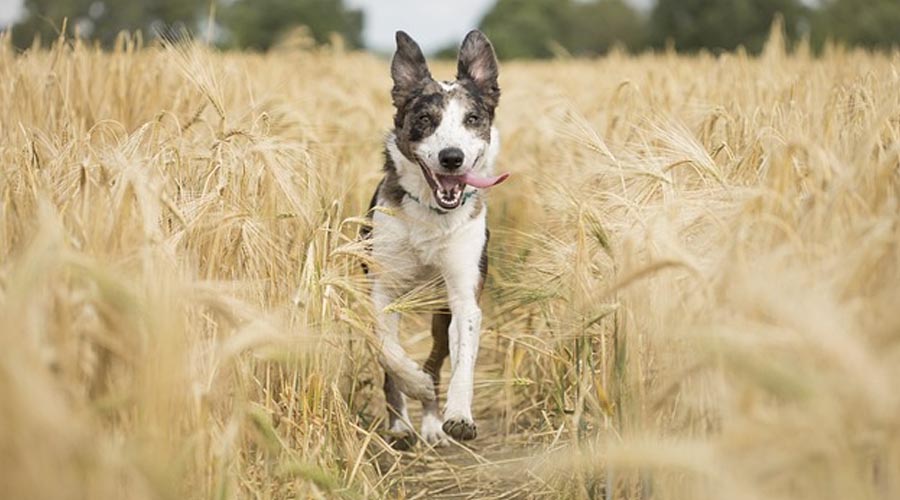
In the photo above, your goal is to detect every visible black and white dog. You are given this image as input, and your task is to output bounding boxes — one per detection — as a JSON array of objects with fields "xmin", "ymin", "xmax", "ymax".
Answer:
[{"xmin": 363, "ymin": 30, "xmax": 508, "ymax": 448}]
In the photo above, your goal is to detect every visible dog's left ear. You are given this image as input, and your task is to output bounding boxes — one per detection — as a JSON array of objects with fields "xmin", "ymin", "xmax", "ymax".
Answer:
[{"xmin": 457, "ymin": 30, "xmax": 500, "ymax": 103}]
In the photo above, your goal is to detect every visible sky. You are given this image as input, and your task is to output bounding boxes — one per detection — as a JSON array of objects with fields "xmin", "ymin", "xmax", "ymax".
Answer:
[
  {"xmin": 346, "ymin": 0, "xmax": 498, "ymax": 54},
  {"xmin": 0, "ymin": 0, "xmax": 21, "ymax": 28},
  {"xmin": 0, "ymin": 0, "xmax": 656, "ymax": 54},
  {"xmin": 348, "ymin": 0, "xmax": 654, "ymax": 54}
]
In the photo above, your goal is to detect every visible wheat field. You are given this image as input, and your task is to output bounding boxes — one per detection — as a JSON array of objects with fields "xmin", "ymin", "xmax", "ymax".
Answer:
[{"xmin": 1, "ymin": 28, "xmax": 899, "ymax": 499}]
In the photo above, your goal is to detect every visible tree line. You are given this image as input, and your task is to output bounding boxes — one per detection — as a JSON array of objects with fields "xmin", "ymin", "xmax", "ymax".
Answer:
[
  {"xmin": 7, "ymin": 0, "xmax": 900, "ymax": 56},
  {"xmin": 478, "ymin": 0, "xmax": 900, "ymax": 57},
  {"xmin": 8, "ymin": 0, "xmax": 363, "ymax": 50}
]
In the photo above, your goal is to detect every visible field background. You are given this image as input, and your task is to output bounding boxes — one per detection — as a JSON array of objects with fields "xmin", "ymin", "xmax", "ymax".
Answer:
[{"xmin": 2, "ymin": 30, "xmax": 899, "ymax": 499}]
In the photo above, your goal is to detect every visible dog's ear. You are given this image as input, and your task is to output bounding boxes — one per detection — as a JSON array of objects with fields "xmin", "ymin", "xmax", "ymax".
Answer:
[
  {"xmin": 391, "ymin": 31, "xmax": 431, "ymax": 107},
  {"xmin": 457, "ymin": 30, "xmax": 499, "ymax": 104}
]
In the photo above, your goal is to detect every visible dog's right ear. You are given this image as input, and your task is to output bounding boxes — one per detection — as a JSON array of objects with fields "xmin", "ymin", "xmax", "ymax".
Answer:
[{"xmin": 391, "ymin": 31, "xmax": 431, "ymax": 107}]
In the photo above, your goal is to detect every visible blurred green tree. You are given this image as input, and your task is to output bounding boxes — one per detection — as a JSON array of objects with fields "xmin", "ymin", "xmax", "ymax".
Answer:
[
  {"xmin": 220, "ymin": 0, "xmax": 363, "ymax": 51},
  {"xmin": 649, "ymin": 0, "xmax": 808, "ymax": 53},
  {"xmin": 567, "ymin": 0, "xmax": 646, "ymax": 54},
  {"xmin": 477, "ymin": 0, "xmax": 645, "ymax": 59},
  {"xmin": 811, "ymin": 0, "xmax": 900, "ymax": 50},
  {"xmin": 479, "ymin": 0, "xmax": 570, "ymax": 59},
  {"xmin": 11, "ymin": 0, "xmax": 207, "ymax": 48}
]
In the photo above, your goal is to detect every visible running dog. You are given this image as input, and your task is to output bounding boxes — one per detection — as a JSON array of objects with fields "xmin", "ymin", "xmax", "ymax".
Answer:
[{"xmin": 362, "ymin": 30, "xmax": 508, "ymax": 448}]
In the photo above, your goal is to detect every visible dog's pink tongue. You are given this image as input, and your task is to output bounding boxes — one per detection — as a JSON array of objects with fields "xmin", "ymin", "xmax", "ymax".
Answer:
[{"xmin": 460, "ymin": 171, "xmax": 510, "ymax": 189}]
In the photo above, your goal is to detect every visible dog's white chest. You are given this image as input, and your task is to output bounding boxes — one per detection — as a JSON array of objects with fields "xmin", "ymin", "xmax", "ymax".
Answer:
[
  {"xmin": 409, "ymin": 207, "xmax": 478, "ymax": 263},
  {"xmin": 371, "ymin": 201, "xmax": 484, "ymax": 283}
]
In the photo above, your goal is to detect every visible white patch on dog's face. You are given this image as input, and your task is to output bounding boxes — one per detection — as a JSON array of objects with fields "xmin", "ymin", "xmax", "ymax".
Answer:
[{"xmin": 414, "ymin": 97, "xmax": 489, "ymax": 175}]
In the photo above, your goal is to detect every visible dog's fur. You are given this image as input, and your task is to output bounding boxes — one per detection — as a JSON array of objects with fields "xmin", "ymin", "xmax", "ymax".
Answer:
[{"xmin": 362, "ymin": 30, "xmax": 503, "ymax": 448}]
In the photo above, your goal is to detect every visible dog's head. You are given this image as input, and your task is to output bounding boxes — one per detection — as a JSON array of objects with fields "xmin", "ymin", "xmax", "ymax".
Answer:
[{"xmin": 390, "ymin": 30, "xmax": 508, "ymax": 210}]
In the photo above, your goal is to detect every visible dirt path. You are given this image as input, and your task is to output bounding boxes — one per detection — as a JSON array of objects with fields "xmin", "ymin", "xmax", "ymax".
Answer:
[
  {"xmin": 365, "ymin": 326, "xmax": 565, "ymax": 499},
  {"xmin": 373, "ymin": 413, "xmax": 560, "ymax": 499}
]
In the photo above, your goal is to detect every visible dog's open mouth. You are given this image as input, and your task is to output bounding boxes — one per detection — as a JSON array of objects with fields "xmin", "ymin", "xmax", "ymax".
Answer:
[{"xmin": 417, "ymin": 162, "xmax": 510, "ymax": 210}]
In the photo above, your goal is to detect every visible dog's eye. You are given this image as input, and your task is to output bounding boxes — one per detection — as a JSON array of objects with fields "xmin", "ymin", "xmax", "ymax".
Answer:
[
  {"xmin": 465, "ymin": 113, "xmax": 481, "ymax": 126},
  {"xmin": 417, "ymin": 114, "xmax": 432, "ymax": 126}
]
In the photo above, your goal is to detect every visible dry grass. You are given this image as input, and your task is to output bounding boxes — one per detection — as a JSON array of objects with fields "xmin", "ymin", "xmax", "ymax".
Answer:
[{"xmin": 1, "ymin": 29, "xmax": 899, "ymax": 499}]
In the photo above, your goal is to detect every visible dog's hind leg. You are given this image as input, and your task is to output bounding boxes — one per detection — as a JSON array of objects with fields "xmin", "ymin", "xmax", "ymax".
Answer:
[
  {"xmin": 421, "ymin": 310, "xmax": 451, "ymax": 445},
  {"xmin": 383, "ymin": 370, "xmax": 416, "ymax": 450}
]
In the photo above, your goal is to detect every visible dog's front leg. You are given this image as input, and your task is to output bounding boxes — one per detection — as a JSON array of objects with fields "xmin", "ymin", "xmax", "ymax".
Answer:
[
  {"xmin": 442, "ymin": 300, "xmax": 481, "ymax": 440},
  {"xmin": 372, "ymin": 282, "xmax": 414, "ymax": 447},
  {"xmin": 373, "ymin": 278, "xmax": 436, "ymax": 450},
  {"xmin": 440, "ymin": 223, "xmax": 487, "ymax": 441}
]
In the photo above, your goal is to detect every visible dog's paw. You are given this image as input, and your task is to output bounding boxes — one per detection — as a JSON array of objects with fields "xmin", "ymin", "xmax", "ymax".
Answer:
[
  {"xmin": 421, "ymin": 414, "xmax": 449, "ymax": 447},
  {"xmin": 386, "ymin": 419, "xmax": 417, "ymax": 451},
  {"xmin": 385, "ymin": 429, "xmax": 417, "ymax": 451},
  {"xmin": 442, "ymin": 416, "xmax": 477, "ymax": 441}
]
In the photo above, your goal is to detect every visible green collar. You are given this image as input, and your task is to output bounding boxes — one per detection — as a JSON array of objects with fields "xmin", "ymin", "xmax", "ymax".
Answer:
[{"xmin": 404, "ymin": 189, "xmax": 477, "ymax": 214}]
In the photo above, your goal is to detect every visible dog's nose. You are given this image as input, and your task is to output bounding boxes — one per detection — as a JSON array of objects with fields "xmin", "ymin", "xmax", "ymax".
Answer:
[{"xmin": 438, "ymin": 147, "xmax": 464, "ymax": 170}]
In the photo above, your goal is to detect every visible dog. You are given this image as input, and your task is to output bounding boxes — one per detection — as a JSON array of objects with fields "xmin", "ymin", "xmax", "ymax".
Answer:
[{"xmin": 361, "ymin": 30, "xmax": 508, "ymax": 449}]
